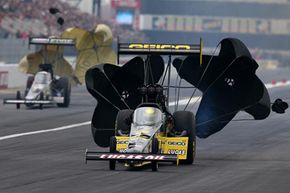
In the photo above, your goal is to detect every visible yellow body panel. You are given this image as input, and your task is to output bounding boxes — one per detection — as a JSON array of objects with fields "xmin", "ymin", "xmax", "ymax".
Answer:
[
  {"xmin": 115, "ymin": 136, "xmax": 129, "ymax": 153},
  {"xmin": 115, "ymin": 136, "xmax": 188, "ymax": 160},
  {"xmin": 157, "ymin": 136, "xmax": 188, "ymax": 160}
]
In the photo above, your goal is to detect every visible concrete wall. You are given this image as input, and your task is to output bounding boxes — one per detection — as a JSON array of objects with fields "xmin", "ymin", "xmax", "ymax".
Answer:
[
  {"xmin": 0, "ymin": 39, "xmax": 32, "ymax": 64},
  {"xmin": 0, "ymin": 64, "xmax": 27, "ymax": 88}
]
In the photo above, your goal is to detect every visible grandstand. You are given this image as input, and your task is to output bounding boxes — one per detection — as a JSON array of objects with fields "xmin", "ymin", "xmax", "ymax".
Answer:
[
  {"xmin": 0, "ymin": 0, "xmax": 146, "ymax": 39},
  {"xmin": 1, "ymin": 0, "xmax": 290, "ymax": 66},
  {"xmin": 140, "ymin": 0, "xmax": 290, "ymax": 66},
  {"xmin": 0, "ymin": 0, "xmax": 147, "ymax": 64}
]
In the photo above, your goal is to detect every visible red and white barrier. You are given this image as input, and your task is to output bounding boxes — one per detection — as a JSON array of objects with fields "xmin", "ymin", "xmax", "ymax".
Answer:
[
  {"xmin": 0, "ymin": 71, "xmax": 8, "ymax": 89},
  {"xmin": 265, "ymin": 80, "xmax": 290, "ymax": 89}
]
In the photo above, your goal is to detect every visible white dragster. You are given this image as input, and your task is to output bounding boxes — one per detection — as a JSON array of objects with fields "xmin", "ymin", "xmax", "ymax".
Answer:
[
  {"xmin": 25, "ymin": 71, "xmax": 52, "ymax": 101},
  {"xmin": 3, "ymin": 37, "xmax": 74, "ymax": 109},
  {"xmin": 4, "ymin": 67, "xmax": 71, "ymax": 109}
]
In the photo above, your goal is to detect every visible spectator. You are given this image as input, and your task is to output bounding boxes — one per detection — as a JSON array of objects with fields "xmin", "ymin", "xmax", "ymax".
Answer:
[{"xmin": 0, "ymin": 0, "xmax": 147, "ymax": 42}]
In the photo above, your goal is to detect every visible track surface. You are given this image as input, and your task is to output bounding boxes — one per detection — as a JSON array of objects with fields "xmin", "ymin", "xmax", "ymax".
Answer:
[{"xmin": 0, "ymin": 68, "xmax": 290, "ymax": 193}]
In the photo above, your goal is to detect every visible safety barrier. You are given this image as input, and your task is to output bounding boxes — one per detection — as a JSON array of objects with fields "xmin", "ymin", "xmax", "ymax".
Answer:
[{"xmin": 0, "ymin": 71, "xmax": 8, "ymax": 89}]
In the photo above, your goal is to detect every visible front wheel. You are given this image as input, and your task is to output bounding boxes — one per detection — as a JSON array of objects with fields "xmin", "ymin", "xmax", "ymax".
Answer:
[
  {"xmin": 115, "ymin": 109, "xmax": 133, "ymax": 136},
  {"xmin": 25, "ymin": 76, "xmax": 34, "ymax": 108},
  {"xmin": 39, "ymin": 91, "xmax": 44, "ymax": 110},
  {"xmin": 24, "ymin": 89, "xmax": 33, "ymax": 108},
  {"xmin": 151, "ymin": 137, "xmax": 159, "ymax": 172},
  {"xmin": 109, "ymin": 136, "xmax": 117, "ymax": 170},
  {"xmin": 16, "ymin": 91, "xmax": 21, "ymax": 109},
  {"xmin": 57, "ymin": 77, "xmax": 71, "ymax": 108},
  {"xmin": 173, "ymin": 111, "xmax": 196, "ymax": 164}
]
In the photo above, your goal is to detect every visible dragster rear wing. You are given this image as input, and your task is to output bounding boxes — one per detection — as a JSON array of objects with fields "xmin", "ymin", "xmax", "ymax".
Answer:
[
  {"xmin": 29, "ymin": 37, "xmax": 75, "ymax": 46},
  {"xmin": 117, "ymin": 38, "xmax": 203, "ymax": 65}
]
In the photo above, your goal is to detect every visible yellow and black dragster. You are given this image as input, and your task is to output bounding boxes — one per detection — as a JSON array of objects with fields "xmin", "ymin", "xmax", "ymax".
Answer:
[
  {"xmin": 84, "ymin": 40, "xmax": 203, "ymax": 171},
  {"xmin": 84, "ymin": 38, "xmax": 288, "ymax": 171}
]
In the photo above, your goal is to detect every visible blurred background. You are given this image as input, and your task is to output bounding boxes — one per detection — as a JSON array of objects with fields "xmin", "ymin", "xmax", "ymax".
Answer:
[{"xmin": 1, "ymin": 0, "xmax": 290, "ymax": 88}]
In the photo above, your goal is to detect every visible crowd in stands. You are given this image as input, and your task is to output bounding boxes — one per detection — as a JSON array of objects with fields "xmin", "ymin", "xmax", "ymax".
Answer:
[{"xmin": 0, "ymin": 0, "xmax": 147, "ymax": 42}]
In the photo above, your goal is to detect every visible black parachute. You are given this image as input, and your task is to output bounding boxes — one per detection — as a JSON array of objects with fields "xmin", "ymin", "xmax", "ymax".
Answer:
[
  {"xmin": 173, "ymin": 38, "xmax": 271, "ymax": 138},
  {"xmin": 85, "ymin": 38, "xmax": 287, "ymax": 146},
  {"xmin": 85, "ymin": 55, "xmax": 164, "ymax": 147}
]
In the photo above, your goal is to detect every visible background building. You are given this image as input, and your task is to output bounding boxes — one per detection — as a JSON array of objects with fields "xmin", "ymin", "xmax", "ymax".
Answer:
[
  {"xmin": 1, "ymin": 0, "xmax": 290, "ymax": 66},
  {"xmin": 140, "ymin": 0, "xmax": 290, "ymax": 66}
]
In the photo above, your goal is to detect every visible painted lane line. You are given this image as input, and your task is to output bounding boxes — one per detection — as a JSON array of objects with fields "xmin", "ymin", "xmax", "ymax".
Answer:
[
  {"xmin": 0, "ymin": 98, "xmax": 199, "ymax": 141},
  {"xmin": 1, "ymin": 80, "xmax": 290, "ymax": 141},
  {"xmin": 0, "ymin": 121, "xmax": 91, "ymax": 141}
]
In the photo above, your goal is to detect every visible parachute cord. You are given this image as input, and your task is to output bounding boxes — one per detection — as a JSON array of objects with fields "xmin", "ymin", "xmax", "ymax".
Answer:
[
  {"xmin": 174, "ymin": 61, "xmax": 180, "ymax": 109},
  {"xmin": 144, "ymin": 57, "xmax": 148, "ymax": 84},
  {"xmin": 184, "ymin": 43, "xmax": 221, "ymax": 110},
  {"xmin": 230, "ymin": 118, "xmax": 255, "ymax": 122},
  {"xmin": 161, "ymin": 60, "xmax": 170, "ymax": 85},
  {"xmin": 165, "ymin": 86, "xmax": 196, "ymax": 89},
  {"xmin": 159, "ymin": 57, "xmax": 170, "ymax": 98},
  {"xmin": 174, "ymin": 59, "xmax": 185, "ymax": 112},
  {"xmin": 102, "ymin": 72, "xmax": 131, "ymax": 109},
  {"xmin": 90, "ymin": 88, "xmax": 121, "ymax": 111},
  {"xmin": 196, "ymin": 102, "xmax": 258, "ymax": 127},
  {"xmin": 189, "ymin": 56, "xmax": 241, "ymax": 112},
  {"xmin": 174, "ymin": 73, "xmax": 178, "ymax": 111},
  {"xmin": 147, "ymin": 56, "xmax": 155, "ymax": 84},
  {"xmin": 175, "ymin": 78, "xmax": 182, "ymax": 112},
  {"xmin": 199, "ymin": 99, "xmax": 289, "ymax": 126}
]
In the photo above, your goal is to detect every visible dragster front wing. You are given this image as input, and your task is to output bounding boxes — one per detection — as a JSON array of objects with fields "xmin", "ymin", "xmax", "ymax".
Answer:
[
  {"xmin": 3, "ymin": 99, "xmax": 53, "ymax": 105},
  {"xmin": 85, "ymin": 150, "xmax": 178, "ymax": 163},
  {"xmin": 3, "ymin": 97, "xmax": 64, "ymax": 105}
]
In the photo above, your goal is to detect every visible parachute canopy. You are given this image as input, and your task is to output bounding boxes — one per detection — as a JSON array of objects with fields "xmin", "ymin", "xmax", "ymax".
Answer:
[
  {"xmin": 85, "ymin": 55, "xmax": 164, "ymax": 147},
  {"xmin": 173, "ymin": 38, "xmax": 271, "ymax": 138},
  {"xmin": 18, "ymin": 42, "xmax": 73, "ymax": 79},
  {"xmin": 86, "ymin": 38, "xmax": 272, "ymax": 146},
  {"xmin": 61, "ymin": 24, "xmax": 117, "ymax": 84},
  {"xmin": 19, "ymin": 24, "xmax": 117, "ymax": 85}
]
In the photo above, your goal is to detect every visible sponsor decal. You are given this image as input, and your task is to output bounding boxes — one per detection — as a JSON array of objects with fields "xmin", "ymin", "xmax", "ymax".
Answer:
[
  {"xmin": 128, "ymin": 44, "xmax": 191, "ymax": 50},
  {"xmin": 118, "ymin": 149, "xmax": 127, "ymax": 153},
  {"xmin": 31, "ymin": 38, "xmax": 74, "ymax": 44},
  {"xmin": 168, "ymin": 141, "xmax": 186, "ymax": 146},
  {"xmin": 117, "ymin": 140, "xmax": 128, "ymax": 144},
  {"xmin": 99, "ymin": 154, "xmax": 165, "ymax": 160},
  {"xmin": 168, "ymin": 149, "xmax": 185, "ymax": 155}
]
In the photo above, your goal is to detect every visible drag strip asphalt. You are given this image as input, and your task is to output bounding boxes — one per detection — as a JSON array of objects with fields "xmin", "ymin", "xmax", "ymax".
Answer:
[{"xmin": 0, "ymin": 68, "xmax": 290, "ymax": 193}]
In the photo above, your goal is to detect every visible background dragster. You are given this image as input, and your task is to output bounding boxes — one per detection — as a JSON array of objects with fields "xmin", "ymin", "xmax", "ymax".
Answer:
[
  {"xmin": 3, "ymin": 37, "xmax": 74, "ymax": 109},
  {"xmin": 84, "ymin": 38, "xmax": 288, "ymax": 171}
]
